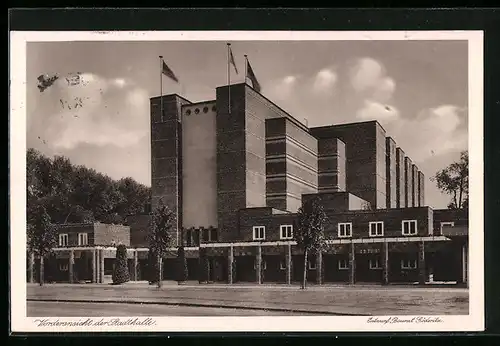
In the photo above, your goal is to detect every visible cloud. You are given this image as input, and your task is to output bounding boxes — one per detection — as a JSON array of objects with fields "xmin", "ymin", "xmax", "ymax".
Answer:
[
  {"xmin": 350, "ymin": 57, "xmax": 396, "ymax": 102},
  {"xmin": 357, "ymin": 100, "xmax": 400, "ymax": 122},
  {"xmin": 29, "ymin": 72, "xmax": 149, "ymax": 150},
  {"xmin": 387, "ymin": 105, "xmax": 468, "ymax": 162},
  {"xmin": 313, "ymin": 68, "xmax": 337, "ymax": 92},
  {"xmin": 266, "ymin": 75, "xmax": 299, "ymax": 101}
]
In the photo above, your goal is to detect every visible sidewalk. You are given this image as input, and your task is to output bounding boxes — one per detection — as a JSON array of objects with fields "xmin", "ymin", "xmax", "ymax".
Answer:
[{"xmin": 27, "ymin": 282, "xmax": 469, "ymax": 316}]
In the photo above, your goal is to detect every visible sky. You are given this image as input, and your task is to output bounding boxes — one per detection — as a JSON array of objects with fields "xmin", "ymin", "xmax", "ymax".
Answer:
[{"xmin": 26, "ymin": 40, "xmax": 469, "ymax": 209}]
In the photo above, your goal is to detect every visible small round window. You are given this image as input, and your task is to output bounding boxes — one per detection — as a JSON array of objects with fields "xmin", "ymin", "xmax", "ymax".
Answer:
[
  {"xmin": 186, "ymin": 109, "xmax": 191, "ymax": 115},
  {"xmin": 203, "ymin": 106, "xmax": 209, "ymax": 113},
  {"xmin": 194, "ymin": 108, "xmax": 200, "ymax": 114}
]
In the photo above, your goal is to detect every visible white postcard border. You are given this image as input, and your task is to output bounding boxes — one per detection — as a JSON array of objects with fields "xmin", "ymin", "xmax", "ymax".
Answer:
[{"xmin": 10, "ymin": 30, "xmax": 484, "ymax": 333}]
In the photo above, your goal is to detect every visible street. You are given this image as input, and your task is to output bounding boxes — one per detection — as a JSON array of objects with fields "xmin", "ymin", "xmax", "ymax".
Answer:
[{"xmin": 28, "ymin": 301, "xmax": 308, "ymax": 316}]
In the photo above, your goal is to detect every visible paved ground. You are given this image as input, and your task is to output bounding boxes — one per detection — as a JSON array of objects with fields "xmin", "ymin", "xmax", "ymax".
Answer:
[
  {"xmin": 27, "ymin": 282, "xmax": 469, "ymax": 316},
  {"xmin": 28, "ymin": 301, "xmax": 307, "ymax": 316}
]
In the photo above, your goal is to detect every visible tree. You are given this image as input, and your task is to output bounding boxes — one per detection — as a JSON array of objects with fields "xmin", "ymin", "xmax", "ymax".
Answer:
[
  {"xmin": 27, "ymin": 204, "xmax": 58, "ymax": 286},
  {"xmin": 176, "ymin": 246, "xmax": 188, "ymax": 284},
  {"xmin": 112, "ymin": 244, "xmax": 130, "ymax": 285},
  {"xmin": 431, "ymin": 150, "xmax": 469, "ymax": 210},
  {"xmin": 295, "ymin": 197, "xmax": 328, "ymax": 289},
  {"xmin": 148, "ymin": 201, "xmax": 174, "ymax": 288}
]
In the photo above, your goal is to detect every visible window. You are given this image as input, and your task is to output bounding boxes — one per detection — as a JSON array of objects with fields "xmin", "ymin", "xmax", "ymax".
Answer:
[
  {"xmin": 254, "ymin": 260, "xmax": 267, "ymax": 270},
  {"xmin": 401, "ymin": 259, "xmax": 417, "ymax": 269},
  {"xmin": 369, "ymin": 221, "xmax": 384, "ymax": 237},
  {"xmin": 338, "ymin": 223, "xmax": 352, "ymax": 238},
  {"xmin": 402, "ymin": 220, "xmax": 418, "ymax": 235},
  {"xmin": 440, "ymin": 222, "xmax": 455, "ymax": 234},
  {"xmin": 280, "ymin": 259, "xmax": 287, "ymax": 270},
  {"xmin": 210, "ymin": 229, "xmax": 218, "ymax": 242},
  {"xmin": 308, "ymin": 260, "xmax": 317, "ymax": 270},
  {"xmin": 369, "ymin": 258, "xmax": 382, "ymax": 270},
  {"xmin": 338, "ymin": 259, "xmax": 349, "ymax": 270},
  {"xmin": 59, "ymin": 233, "xmax": 68, "ymax": 247},
  {"xmin": 59, "ymin": 263, "xmax": 68, "ymax": 271},
  {"xmin": 78, "ymin": 233, "xmax": 88, "ymax": 246},
  {"xmin": 280, "ymin": 225, "xmax": 293, "ymax": 239},
  {"xmin": 253, "ymin": 226, "xmax": 265, "ymax": 240}
]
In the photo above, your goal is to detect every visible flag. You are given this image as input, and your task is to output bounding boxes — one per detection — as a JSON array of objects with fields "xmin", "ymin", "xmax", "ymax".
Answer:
[
  {"xmin": 162, "ymin": 60, "xmax": 179, "ymax": 83},
  {"xmin": 246, "ymin": 60, "xmax": 261, "ymax": 93},
  {"xmin": 229, "ymin": 46, "xmax": 238, "ymax": 74}
]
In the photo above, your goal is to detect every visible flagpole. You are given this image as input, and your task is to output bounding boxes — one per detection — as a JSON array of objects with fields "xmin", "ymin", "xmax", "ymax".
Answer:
[
  {"xmin": 244, "ymin": 55, "xmax": 248, "ymax": 85},
  {"xmin": 159, "ymin": 55, "xmax": 164, "ymax": 122},
  {"xmin": 227, "ymin": 43, "xmax": 231, "ymax": 115}
]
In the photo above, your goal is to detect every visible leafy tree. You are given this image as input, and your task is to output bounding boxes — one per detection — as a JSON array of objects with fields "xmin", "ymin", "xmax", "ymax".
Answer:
[
  {"xmin": 148, "ymin": 200, "xmax": 174, "ymax": 288},
  {"xmin": 431, "ymin": 150, "xmax": 469, "ymax": 210},
  {"xmin": 26, "ymin": 148, "xmax": 151, "ymax": 225},
  {"xmin": 295, "ymin": 197, "xmax": 328, "ymax": 289},
  {"xmin": 27, "ymin": 204, "xmax": 58, "ymax": 286},
  {"xmin": 112, "ymin": 244, "xmax": 130, "ymax": 285},
  {"xmin": 176, "ymin": 246, "xmax": 188, "ymax": 283}
]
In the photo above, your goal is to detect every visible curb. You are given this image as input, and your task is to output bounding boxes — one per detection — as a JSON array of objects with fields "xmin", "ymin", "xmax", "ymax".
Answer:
[{"xmin": 27, "ymin": 298, "xmax": 368, "ymax": 316}]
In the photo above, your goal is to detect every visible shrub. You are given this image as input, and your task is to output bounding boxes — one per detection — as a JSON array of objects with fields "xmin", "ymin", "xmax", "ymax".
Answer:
[
  {"xmin": 112, "ymin": 244, "xmax": 130, "ymax": 285},
  {"xmin": 176, "ymin": 247, "xmax": 188, "ymax": 282}
]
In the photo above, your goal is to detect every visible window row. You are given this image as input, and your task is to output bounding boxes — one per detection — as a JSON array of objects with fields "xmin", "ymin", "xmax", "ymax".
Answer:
[
  {"xmin": 252, "ymin": 258, "xmax": 418, "ymax": 271},
  {"xmin": 58, "ymin": 233, "xmax": 88, "ymax": 247},
  {"xmin": 337, "ymin": 220, "xmax": 418, "ymax": 238},
  {"xmin": 252, "ymin": 225, "xmax": 293, "ymax": 241}
]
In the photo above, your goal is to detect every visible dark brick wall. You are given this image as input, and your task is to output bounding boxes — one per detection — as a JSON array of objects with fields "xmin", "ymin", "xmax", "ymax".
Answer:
[
  {"xmin": 94, "ymin": 223, "xmax": 131, "ymax": 247},
  {"xmin": 310, "ymin": 121, "xmax": 387, "ymax": 209},
  {"xmin": 56, "ymin": 224, "xmax": 94, "ymax": 247},
  {"xmin": 385, "ymin": 137, "xmax": 397, "ymax": 208},
  {"xmin": 151, "ymin": 94, "xmax": 191, "ymax": 247},
  {"xmin": 433, "ymin": 209, "xmax": 468, "ymax": 235},
  {"xmin": 318, "ymin": 138, "xmax": 346, "ymax": 192},
  {"xmin": 412, "ymin": 164, "xmax": 419, "ymax": 207},
  {"xmin": 404, "ymin": 156, "xmax": 413, "ymax": 208},
  {"xmin": 418, "ymin": 171, "xmax": 425, "ymax": 206},
  {"xmin": 125, "ymin": 214, "xmax": 152, "ymax": 248},
  {"xmin": 238, "ymin": 207, "xmax": 296, "ymax": 242},
  {"xmin": 322, "ymin": 207, "xmax": 433, "ymax": 239},
  {"xmin": 302, "ymin": 191, "xmax": 368, "ymax": 212},
  {"xmin": 396, "ymin": 148, "xmax": 405, "ymax": 208}
]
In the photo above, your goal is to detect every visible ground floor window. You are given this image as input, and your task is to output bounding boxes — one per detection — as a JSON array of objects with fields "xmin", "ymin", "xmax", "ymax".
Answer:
[
  {"xmin": 338, "ymin": 259, "xmax": 348, "ymax": 270},
  {"xmin": 59, "ymin": 263, "xmax": 68, "ymax": 271},
  {"xmin": 308, "ymin": 259, "xmax": 316, "ymax": 270},
  {"xmin": 254, "ymin": 260, "xmax": 267, "ymax": 270},
  {"xmin": 279, "ymin": 259, "xmax": 286, "ymax": 270},
  {"xmin": 369, "ymin": 258, "xmax": 382, "ymax": 270},
  {"xmin": 401, "ymin": 259, "xmax": 417, "ymax": 269}
]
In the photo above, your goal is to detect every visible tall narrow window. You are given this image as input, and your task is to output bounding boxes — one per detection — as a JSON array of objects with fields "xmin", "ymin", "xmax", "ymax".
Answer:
[
  {"xmin": 402, "ymin": 220, "xmax": 418, "ymax": 235},
  {"xmin": 253, "ymin": 226, "xmax": 265, "ymax": 240},
  {"xmin": 338, "ymin": 223, "xmax": 352, "ymax": 238},
  {"xmin": 369, "ymin": 221, "xmax": 384, "ymax": 237},
  {"xmin": 58, "ymin": 233, "xmax": 68, "ymax": 247},
  {"xmin": 78, "ymin": 233, "xmax": 88, "ymax": 246},
  {"xmin": 280, "ymin": 225, "xmax": 293, "ymax": 240}
]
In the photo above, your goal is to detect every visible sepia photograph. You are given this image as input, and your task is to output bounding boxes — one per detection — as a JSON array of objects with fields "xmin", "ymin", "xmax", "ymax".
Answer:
[{"xmin": 10, "ymin": 30, "xmax": 484, "ymax": 333}]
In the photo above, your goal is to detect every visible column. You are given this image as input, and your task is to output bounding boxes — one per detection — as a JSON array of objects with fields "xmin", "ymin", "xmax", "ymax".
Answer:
[
  {"xmin": 316, "ymin": 250, "xmax": 323, "ymax": 285},
  {"xmin": 227, "ymin": 245, "xmax": 234, "ymax": 284},
  {"xmin": 348, "ymin": 242, "xmax": 356, "ymax": 285},
  {"xmin": 69, "ymin": 249, "xmax": 74, "ymax": 284},
  {"xmin": 285, "ymin": 244, "xmax": 292, "ymax": 285},
  {"xmin": 133, "ymin": 250, "xmax": 139, "ymax": 281},
  {"xmin": 99, "ymin": 249, "xmax": 104, "ymax": 284},
  {"xmin": 462, "ymin": 243, "xmax": 467, "ymax": 285},
  {"xmin": 29, "ymin": 252, "xmax": 35, "ymax": 283},
  {"xmin": 256, "ymin": 245, "xmax": 262, "ymax": 284},
  {"xmin": 92, "ymin": 249, "xmax": 97, "ymax": 283},
  {"xmin": 418, "ymin": 241, "xmax": 426, "ymax": 285},
  {"xmin": 382, "ymin": 241, "xmax": 389, "ymax": 285}
]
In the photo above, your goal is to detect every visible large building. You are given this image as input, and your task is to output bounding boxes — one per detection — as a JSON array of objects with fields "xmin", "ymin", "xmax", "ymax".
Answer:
[{"xmin": 27, "ymin": 82, "xmax": 469, "ymax": 286}]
